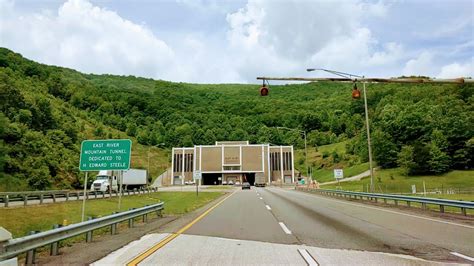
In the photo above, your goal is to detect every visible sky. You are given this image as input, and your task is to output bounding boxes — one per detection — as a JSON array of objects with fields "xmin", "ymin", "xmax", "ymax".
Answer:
[{"xmin": 0, "ymin": 0, "xmax": 473, "ymax": 83}]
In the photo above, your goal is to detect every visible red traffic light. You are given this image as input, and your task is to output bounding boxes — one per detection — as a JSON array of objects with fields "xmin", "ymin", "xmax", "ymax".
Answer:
[
  {"xmin": 352, "ymin": 83, "xmax": 361, "ymax": 99},
  {"xmin": 260, "ymin": 85, "xmax": 269, "ymax": 96}
]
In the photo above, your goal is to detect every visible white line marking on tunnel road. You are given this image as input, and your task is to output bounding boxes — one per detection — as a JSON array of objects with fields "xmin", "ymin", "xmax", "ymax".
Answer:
[
  {"xmin": 298, "ymin": 249, "xmax": 319, "ymax": 266},
  {"xmin": 279, "ymin": 222, "xmax": 292, "ymax": 234},
  {"xmin": 259, "ymin": 197, "xmax": 263, "ymax": 200},
  {"xmin": 276, "ymin": 188, "xmax": 474, "ymax": 229},
  {"xmin": 266, "ymin": 205, "xmax": 272, "ymax": 210},
  {"xmin": 451, "ymin": 252, "xmax": 474, "ymax": 262}
]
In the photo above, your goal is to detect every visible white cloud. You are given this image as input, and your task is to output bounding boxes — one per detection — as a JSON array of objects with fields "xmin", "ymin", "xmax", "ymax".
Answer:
[
  {"xmin": 0, "ymin": 0, "xmax": 471, "ymax": 83},
  {"xmin": 226, "ymin": 0, "xmax": 403, "ymax": 79},
  {"xmin": 402, "ymin": 52, "xmax": 473, "ymax": 78},
  {"xmin": 0, "ymin": 0, "xmax": 174, "ymax": 78},
  {"xmin": 402, "ymin": 51, "xmax": 436, "ymax": 77},
  {"xmin": 438, "ymin": 60, "xmax": 473, "ymax": 78}
]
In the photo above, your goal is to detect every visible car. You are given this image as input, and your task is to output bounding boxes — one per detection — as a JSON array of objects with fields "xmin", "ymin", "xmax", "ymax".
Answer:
[
  {"xmin": 228, "ymin": 180, "xmax": 234, "ymax": 185},
  {"xmin": 242, "ymin": 182, "xmax": 251, "ymax": 190},
  {"xmin": 222, "ymin": 180, "xmax": 227, "ymax": 185}
]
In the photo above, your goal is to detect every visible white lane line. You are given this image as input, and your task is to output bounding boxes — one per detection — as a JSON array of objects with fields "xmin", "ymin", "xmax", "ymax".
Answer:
[
  {"xmin": 297, "ymin": 249, "xmax": 319, "ymax": 266},
  {"xmin": 259, "ymin": 197, "xmax": 263, "ymax": 200},
  {"xmin": 278, "ymin": 188, "xmax": 474, "ymax": 229},
  {"xmin": 266, "ymin": 205, "xmax": 272, "ymax": 210},
  {"xmin": 279, "ymin": 222, "xmax": 292, "ymax": 234},
  {"xmin": 451, "ymin": 252, "xmax": 474, "ymax": 262}
]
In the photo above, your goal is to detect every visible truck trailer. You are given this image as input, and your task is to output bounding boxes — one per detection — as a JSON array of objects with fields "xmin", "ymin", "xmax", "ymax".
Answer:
[{"xmin": 91, "ymin": 169, "xmax": 147, "ymax": 192}]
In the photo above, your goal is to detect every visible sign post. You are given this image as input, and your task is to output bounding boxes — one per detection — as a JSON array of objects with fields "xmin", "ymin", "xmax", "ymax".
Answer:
[
  {"xmin": 193, "ymin": 170, "xmax": 202, "ymax": 197},
  {"xmin": 81, "ymin": 172, "xmax": 88, "ymax": 222},
  {"xmin": 79, "ymin": 139, "xmax": 132, "ymax": 221},
  {"xmin": 334, "ymin": 169, "xmax": 343, "ymax": 190}
]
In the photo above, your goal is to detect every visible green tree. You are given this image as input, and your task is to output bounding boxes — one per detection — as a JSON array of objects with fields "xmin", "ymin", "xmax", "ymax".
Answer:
[
  {"xmin": 372, "ymin": 130, "xmax": 398, "ymax": 168},
  {"xmin": 397, "ymin": 145, "xmax": 416, "ymax": 176},
  {"xmin": 428, "ymin": 144, "xmax": 451, "ymax": 174}
]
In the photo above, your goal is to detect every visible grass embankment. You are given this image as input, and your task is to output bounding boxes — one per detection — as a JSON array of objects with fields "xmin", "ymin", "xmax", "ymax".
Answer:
[
  {"xmin": 0, "ymin": 192, "xmax": 223, "ymax": 238},
  {"xmin": 295, "ymin": 141, "xmax": 369, "ymax": 183},
  {"xmin": 312, "ymin": 163, "xmax": 370, "ymax": 183},
  {"xmin": 319, "ymin": 168, "xmax": 474, "ymax": 215},
  {"xmin": 321, "ymin": 168, "xmax": 474, "ymax": 199}
]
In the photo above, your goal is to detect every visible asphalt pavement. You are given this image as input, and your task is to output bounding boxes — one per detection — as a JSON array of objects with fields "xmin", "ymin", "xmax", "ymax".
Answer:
[{"xmin": 94, "ymin": 187, "xmax": 474, "ymax": 265}]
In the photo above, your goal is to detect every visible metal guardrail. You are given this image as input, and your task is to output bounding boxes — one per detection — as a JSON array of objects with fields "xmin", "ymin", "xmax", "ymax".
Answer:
[
  {"xmin": 0, "ymin": 187, "xmax": 158, "ymax": 207},
  {"xmin": 0, "ymin": 202, "xmax": 164, "ymax": 264},
  {"xmin": 297, "ymin": 187, "xmax": 474, "ymax": 216}
]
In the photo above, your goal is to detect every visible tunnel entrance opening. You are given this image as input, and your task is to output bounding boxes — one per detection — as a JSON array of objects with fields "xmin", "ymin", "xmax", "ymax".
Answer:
[
  {"xmin": 202, "ymin": 173, "xmax": 221, "ymax": 185},
  {"xmin": 242, "ymin": 173, "xmax": 255, "ymax": 186}
]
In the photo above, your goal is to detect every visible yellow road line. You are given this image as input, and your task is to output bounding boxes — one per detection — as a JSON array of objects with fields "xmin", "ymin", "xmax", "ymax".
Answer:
[{"xmin": 126, "ymin": 191, "xmax": 237, "ymax": 266}]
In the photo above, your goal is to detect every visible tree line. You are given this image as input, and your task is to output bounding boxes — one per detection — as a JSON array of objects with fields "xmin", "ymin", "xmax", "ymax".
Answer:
[{"xmin": 0, "ymin": 47, "xmax": 472, "ymax": 190}]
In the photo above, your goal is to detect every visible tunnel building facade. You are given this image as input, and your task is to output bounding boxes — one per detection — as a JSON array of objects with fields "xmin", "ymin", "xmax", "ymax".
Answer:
[{"xmin": 171, "ymin": 141, "xmax": 294, "ymax": 186}]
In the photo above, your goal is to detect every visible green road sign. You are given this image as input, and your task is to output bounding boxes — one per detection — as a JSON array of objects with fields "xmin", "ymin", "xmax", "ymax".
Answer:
[{"xmin": 79, "ymin": 139, "xmax": 132, "ymax": 171}]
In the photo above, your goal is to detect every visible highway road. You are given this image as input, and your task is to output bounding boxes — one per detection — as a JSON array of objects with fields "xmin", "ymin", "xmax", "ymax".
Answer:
[{"xmin": 95, "ymin": 187, "xmax": 474, "ymax": 265}]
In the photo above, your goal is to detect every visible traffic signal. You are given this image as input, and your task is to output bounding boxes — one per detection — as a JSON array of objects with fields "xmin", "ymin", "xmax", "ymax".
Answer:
[
  {"xmin": 260, "ymin": 80, "xmax": 269, "ymax": 96},
  {"xmin": 260, "ymin": 85, "xmax": 269, "ymax": 96},
  {"xmin": 352, "ymin": 82, "xmax": 361, "ymax": 99}
]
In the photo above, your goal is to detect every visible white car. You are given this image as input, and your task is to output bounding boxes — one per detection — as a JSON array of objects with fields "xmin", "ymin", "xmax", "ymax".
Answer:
[
  {"xmin": 222, "ymin": 181, "xmax": 227, "ymax": 185},
  {"xmin": 228, "ymin": 180, "xmax": 234, "ymax": 185}
]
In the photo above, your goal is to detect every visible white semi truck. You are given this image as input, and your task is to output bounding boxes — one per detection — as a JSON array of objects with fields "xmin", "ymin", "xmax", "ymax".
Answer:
[{"xmin": 91, "ymin": 169, "xmax": 147, "ymax": 192}]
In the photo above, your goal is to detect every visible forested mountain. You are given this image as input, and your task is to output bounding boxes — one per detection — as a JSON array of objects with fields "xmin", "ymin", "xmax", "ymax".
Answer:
[{"xmin": 0, "ymin": 48, "xmax": 473, "ymax": 191}]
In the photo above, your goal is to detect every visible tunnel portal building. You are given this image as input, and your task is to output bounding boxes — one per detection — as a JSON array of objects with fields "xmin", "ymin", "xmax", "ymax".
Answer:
[{"xmin": 171, "ymin": 141, "xmax": 294, "ymax": 186}]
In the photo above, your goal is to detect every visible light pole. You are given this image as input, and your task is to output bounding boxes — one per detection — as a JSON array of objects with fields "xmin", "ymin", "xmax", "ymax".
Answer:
[
  {"xmin": 307, "ymin": 68, "xmax": 374, "ymax": 192},
  {"xmin": 275, "ymin": 127, "xmax": 308, "ymax": 182}
]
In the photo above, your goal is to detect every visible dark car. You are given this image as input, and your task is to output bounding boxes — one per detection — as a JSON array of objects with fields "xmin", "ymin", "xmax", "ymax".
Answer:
[{"xmin": 242, "ymin": 182, "xmax": 251, "ymax": 190}]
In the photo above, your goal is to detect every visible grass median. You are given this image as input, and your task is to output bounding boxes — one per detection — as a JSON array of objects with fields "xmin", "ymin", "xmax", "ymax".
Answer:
[{"xmin": 0, "ymin": 191, "xmax": 224, "ymax": 238}]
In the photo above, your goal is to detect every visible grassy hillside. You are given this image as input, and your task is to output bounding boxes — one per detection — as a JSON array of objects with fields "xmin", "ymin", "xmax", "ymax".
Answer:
[
  {"xmin": 322, "ymin": 168, "xmax": 474, "ymax": 194},
  {"xmin": 294, "ymin": 141, "xmax": 370, "ymax": 182},
  {"xmin": 0, "ymin": 47, "xmax": 473, "ymax": 191}
]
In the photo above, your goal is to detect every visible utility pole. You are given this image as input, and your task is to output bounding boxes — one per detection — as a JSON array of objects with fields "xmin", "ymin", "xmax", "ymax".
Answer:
[{"xmin": 362, "ymin": 81, "xmax": 374, "ymax": 192}]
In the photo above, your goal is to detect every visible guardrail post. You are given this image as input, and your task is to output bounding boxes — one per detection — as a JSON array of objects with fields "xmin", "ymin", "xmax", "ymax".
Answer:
[
  {"xmin": 4, "ymin": 195, "xmax": 8, "ymax": 207},
  {"xmin": 76, "ymin": 192, "xmax": 80, "ymax": 200},
  {"xmin": 461, "ymin": 207, "xmax": 467, "ymax": 216},
  {"xmin": 50, "ymin": 224, "xmax": 61, "ymax": 256},
  {"xmin": 439, "ymin": 205, "xmax": 445, "ymax": 213},
  {"xmin": 110, "ymin": 212, "xmax": 118, "ymax": 235},
  {"xmin": 407, "ymin": 201, "xmax": 411, "ymax": 207},
  {"xmin": 394, "ymin": 200, "xmax": 398, "ymax": 206},
  {"xmin": 127, "ymin": 190, "xmax": 130, "ymax": 196},
  {"xmin": 23, "ymin": 194, "xmax": 28, "ymax": 206},
  {"xmin": 143, "ymin": 205, "xmax": 149, "ymax": 223},
  {"xmin": 383, "ymin": 198, "xmax": 387, "ymax": 204},
  {"xmin": 86, "ymin": 217, "xmax": 93, "ymax": 242},
  {"xmin": 128, "ymin": 209, "xmax": 135, "ymax": 228},
  {"xmin": 374, "ymin": 197, "xmax": 378, "ymax": 203},
  {"xmin": 39, "ymin": 194, "xmax": 44, "ymax": 204},
  {"xmin": 94, "ymin": 191, "xmax": 97, "ymax": 199},
  {"xmin": 65, "ymin": 192, "xmax": 69, "ymax": 202},
  {"xmin": 26, "ymin": 231, "xmax": 39, "ymax": 266},
  {"xmin": 422, "ymin": 203, "xmax": 427, "ymax": 210},
  {"xmin": 52, "ymin": 193, "xmax": 56, "ymax": 203}
]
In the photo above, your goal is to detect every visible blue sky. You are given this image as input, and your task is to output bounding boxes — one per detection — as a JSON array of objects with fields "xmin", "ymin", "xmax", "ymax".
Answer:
[{"xmin": 0, "ymin": 0, "xmax": 472, "ymax": 83}]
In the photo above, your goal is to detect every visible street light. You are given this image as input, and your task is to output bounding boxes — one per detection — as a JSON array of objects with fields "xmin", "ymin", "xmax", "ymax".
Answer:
[
  {"xmin": 275, "ymin": 127, "xmax": 308, "ymax": 182},
  {"xmin": 307, "ymin": 68, "xmax": 374, "ymax": 192}
]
